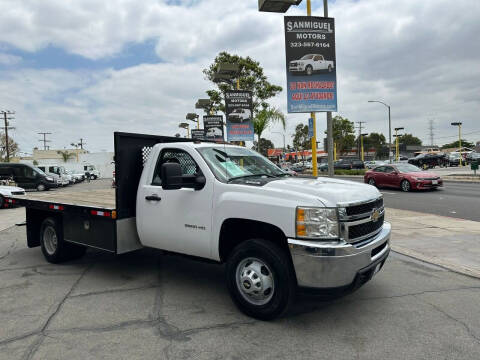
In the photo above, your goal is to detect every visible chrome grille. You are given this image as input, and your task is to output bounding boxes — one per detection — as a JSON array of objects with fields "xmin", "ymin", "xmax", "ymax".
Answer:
[{"xmin": 339, "ymin": 197, "xmax": 384, "ymax": 244}]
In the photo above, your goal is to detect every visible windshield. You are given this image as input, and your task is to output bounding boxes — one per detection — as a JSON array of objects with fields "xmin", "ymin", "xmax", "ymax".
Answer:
[
  {"xmin": 197, "ymin": 146, "xmax": 286, "ymax": 182},
  {"xmin": 395, "ymin": 164, "xmax": 422, "ymax": 173},
  {"xmin": 34, "ymin": 167, "xmax": 47, "ymax": 176},
  {"xmin": 301, "ymin": 54, "xmax": 314, "ymax": 60}
]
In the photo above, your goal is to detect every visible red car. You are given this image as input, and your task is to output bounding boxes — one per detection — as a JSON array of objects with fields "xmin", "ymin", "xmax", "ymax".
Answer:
[{"xmin": 364, "ymin": 163, "xmax": 443, "ymax": 192}]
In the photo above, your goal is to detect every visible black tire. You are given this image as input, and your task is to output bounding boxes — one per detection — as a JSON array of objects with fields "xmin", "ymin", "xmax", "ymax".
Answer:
[
  {"xmin": 328, "ymin": 64, "xmax": 333, "ymax": 72},
  {"xmin": 368, "ymin": 178, "xmax": 376, "ymax": 187},
  {"xmin": 401, "ymin": 179, "xmax": 411, "ymax": 192},
  {"xmin": 40, "ymin": 217, "xmax": 86, "ymax": 263},
  {"xmin": 226, "ymin": 239, "xmax": 296, "ymax": 320},
  {"xmin": 305, "ymin": 65, "xmax": 313, "ymax": 76}
]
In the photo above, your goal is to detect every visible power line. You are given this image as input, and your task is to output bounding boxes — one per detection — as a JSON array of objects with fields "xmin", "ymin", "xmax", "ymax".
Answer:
[
  {"xmin": 1, "ymin": 110, "xmax": 15, "ymax": 162},
  {"xmin": 38, "ymin": 132, "xmax": 52, "ymax": 150}
]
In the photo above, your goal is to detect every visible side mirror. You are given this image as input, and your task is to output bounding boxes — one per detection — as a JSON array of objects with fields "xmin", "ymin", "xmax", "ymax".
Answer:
[
  {"xmin": 194, "ymin": 175, "xmax": 206, "ymax": 190},
  {"xmin": 161, "ymin": 163, "xmax": 182, "ymax": 190}
]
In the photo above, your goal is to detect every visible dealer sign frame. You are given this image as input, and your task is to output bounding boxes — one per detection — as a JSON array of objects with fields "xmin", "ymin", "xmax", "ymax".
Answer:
[
  {"xmin": 225, "ymin": 90, "xmax": 254, "ymax": 142},
  {"xmin": 203, "ymin": 115, "xmax": 225, "ymax": 142},
  {"xmin": 284, "ymin": 16, "xmax": 337, "ymax": 113}
]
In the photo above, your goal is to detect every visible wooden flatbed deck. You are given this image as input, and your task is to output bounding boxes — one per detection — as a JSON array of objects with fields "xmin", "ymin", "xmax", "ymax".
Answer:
[{"xmin": 13, "ymin": 189, "xmax": 116, "ymax": 209}]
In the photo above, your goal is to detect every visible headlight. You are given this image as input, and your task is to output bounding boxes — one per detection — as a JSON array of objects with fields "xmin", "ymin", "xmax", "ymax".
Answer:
[
  {"xmin": 46, "ymin": 177, "xmax": 53, "ymax": 181},
  {"xmin": 296, "ymin": 207, "xmax": 339, "ymax": 239}
]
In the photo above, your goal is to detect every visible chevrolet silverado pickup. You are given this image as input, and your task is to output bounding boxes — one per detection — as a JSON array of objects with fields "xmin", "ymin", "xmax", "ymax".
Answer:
[
  {"xmin": 5, "ymin": 132, "xmax": 390, "ymax": 320},
  {"xmin": 289, "ymin": 54, "xmax": 335, "ymax": 75}
]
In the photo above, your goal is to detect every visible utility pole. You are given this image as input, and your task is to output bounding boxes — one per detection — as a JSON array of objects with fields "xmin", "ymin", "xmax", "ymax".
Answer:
[
  {"xmin": 356, "ymin": 121, "xmax": 365, "ymax": 158},
  {"xmin": 38, "ymin": 132, "xmax": 52, "ymax": 151},
  {"xmin": 1, "ymin": 110, "xmax": 15, "ymax": 162},
  {"xmin": 429, "ymin": 119, "xmax": 434, "ymax": 147}
]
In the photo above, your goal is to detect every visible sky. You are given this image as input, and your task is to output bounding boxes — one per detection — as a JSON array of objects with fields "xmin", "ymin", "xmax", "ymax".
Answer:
[{"xmin": 0, "ymin": 0, "xmax": 479, "ymax": 154}]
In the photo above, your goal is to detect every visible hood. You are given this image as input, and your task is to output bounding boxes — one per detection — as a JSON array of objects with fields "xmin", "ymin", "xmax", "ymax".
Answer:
[
  {"xmin": 0, "ymin": 185, "xmax": 25, "ymax": 194},
  {"xmin": 263, "ymin": 177, "xmax": 380, "ymax": 207}
]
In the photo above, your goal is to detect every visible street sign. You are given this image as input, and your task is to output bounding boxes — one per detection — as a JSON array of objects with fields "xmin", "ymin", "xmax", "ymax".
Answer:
[
  {"xmin": 191, "ymin": 129, "xmax": 205, "ymax": 140},
  {"xmin": 308, "ymin": 118, "xmax": 314, "ymax": 138},
  {"xmin": 225, "ymin": 90, "xmax": 254, "ymax": 142},
  {"xmin": 203, "ymin": 115, "xmax": 224, "ymax": 142},
  {"xmin": 284, "ymin": 16, "xmax": 337, "ymax": 113}
]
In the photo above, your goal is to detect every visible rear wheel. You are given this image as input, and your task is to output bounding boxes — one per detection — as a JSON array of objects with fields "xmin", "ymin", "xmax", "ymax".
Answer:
[
  {"xmin": 401, "ymin": 179, "xmax": 411, "ymax": 192},
  {"xmin": 226, "ymin": 239, "xmax": 296, "ymax": 320},
  {"xmin": 40, "ymin": 218, "xmax": 86, "ymax": 263}
]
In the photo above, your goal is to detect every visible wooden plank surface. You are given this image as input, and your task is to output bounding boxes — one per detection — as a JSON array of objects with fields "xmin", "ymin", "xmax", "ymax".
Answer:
[{"xmin": 16, "ymin": 189, "xmax": 116, "ymax": 209}]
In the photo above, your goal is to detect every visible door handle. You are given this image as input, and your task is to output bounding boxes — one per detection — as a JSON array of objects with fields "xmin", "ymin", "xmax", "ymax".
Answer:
[{"xmin": 145, "ymin": 194, "xmax": 161, "ymax": 201}]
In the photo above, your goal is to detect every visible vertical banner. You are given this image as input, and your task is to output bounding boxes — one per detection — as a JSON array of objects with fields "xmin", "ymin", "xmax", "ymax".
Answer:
[
  {"xmin": 308, "ymin": 117, "xmax": 314, "ymax": 138},
  {"xmin": 225, "ymin": 90, "xmax": 254, "ymax": 142},
  {"xmin": 191, "ymin": 129, "xmax": 205, "ymax": 140},
  {"xmin": 284, "ymin": 16, "xmax": 337, "ymax": 113},
  {"xmin": 203, "ymin": 115, "xmax": 224, "ymax": 142}
]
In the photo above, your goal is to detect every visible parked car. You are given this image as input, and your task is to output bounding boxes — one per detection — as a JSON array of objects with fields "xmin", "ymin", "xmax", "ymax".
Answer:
[
  {"xmin": 446, "ymin": 152, "xmax": 461, "ymax": 167},
  {"xmin": 364, "ymin": 163, "xmax": 443, "ymax": 192},
  {"xmin": 318, "ymin": 162, "xmax": 329, "ymax": 172},
  {"xmin": 466, "ymin": 152, "xmax": 480, "ymax": 164},
  {"xmin": 37, "ymin": 166, "xmax": 70, "ymax": 186},
  {"xmin": 289, "ymin": 54, "xmax": 335, "ymax": 75},
  {"xmin": 0, "ymin": 163, "xmax": 57, "ymax": 191},
  {"xmin": 0, "ymin": 185, "xmax": 26, "ymax": 208},
  {"xmin": 281, "ymin": 167, "xmax": 298, "ymax": 176},
  {"xmin": 228, "ymin": 108, "xmax": 251, "ymax": 123},
  {"xmin": 334, "ymin": 159, "xmax": 353, "ymax": 170},
  {"xmin": 351, "ymin": 159, "xmax": 365, "ymax": 169},
  {"xmin": 291, "ymin": 163, "xmax": 306, "ymax": 172},
  {"xmin": 408, "ymin": 153, "xmax": 447, "ymax": 169},
  {"xmin": 365, "ymin": 160, "xmax": 386, "ymax": 169}
]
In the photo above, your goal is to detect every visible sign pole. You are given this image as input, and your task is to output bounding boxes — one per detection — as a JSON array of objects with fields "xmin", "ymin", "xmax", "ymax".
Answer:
[{"xmin": 305, "ymin": 0, "xmax": 318, "ymax": 177}]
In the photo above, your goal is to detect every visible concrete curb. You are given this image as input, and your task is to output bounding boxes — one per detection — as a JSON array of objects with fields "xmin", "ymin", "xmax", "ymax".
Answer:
[{"xmin": 391, "ymin": 245, "xmax": 480, "ymax": 279}]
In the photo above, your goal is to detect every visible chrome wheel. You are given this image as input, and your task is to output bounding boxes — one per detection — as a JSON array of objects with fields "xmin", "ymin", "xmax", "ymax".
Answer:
[
  {"xmin": 236, "ymin": 257, "xmax": 274, "ymax": 306},
  {"xmin": 43, "ymin": 226, "xmax": 58, "ymax": 255},
  {"xmin": 306, "ymin": 66, "xmax": 313, "ymax": 75},
  {"xmin": 368, "ymin": 178, "xmax": 376, "ymax": 186},
  {"xmin": 37, "ymin": 184, "xmax": 45, "ymax": 191}
]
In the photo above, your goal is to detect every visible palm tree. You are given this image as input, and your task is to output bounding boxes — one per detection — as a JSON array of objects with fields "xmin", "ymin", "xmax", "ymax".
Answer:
[
  {"xmin": 57, "ymin": 150, "xmax": 75, "ymax": 163},
  {"xmin": 253, "ymin": 107, "xmax": 286, "ymax": 152}
]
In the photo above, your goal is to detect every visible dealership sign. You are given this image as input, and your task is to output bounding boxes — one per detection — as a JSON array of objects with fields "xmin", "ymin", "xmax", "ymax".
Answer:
[
  {"xmin": 203, "ymin": 115, "xmax": 224, "ymax": 142},
  {"xmin": 225, "ymin": 90, "xmax": 254, "ymax": 142},
  {"xmin": 284, "ymin": 16, "xmax": 337, "ymax": 113},
  {"xmin": 191, "ymin": 129, "xmax": 205, "ymax": 140}
]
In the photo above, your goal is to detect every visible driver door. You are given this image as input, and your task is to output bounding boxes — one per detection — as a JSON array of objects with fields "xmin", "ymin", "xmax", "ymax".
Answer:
[{"xmin": 137, "ymin": 148, "xmax": 213, "ymax": 259}]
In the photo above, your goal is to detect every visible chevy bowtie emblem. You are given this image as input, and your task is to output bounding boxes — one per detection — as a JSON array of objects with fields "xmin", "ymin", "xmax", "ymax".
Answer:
[{"xmin": 371, "ymin": 209, "xmax": 381, "ymax": 222}]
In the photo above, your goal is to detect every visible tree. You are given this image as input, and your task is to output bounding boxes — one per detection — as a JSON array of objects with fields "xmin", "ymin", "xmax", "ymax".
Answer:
[
  {"xmin": 252, "ymin": 138, "xmax": 275, "ymax": 157},
  {"xmin": 327, "ymin": 116, "xmax": 355, "ymax": 155},
  {"xmin": 362, "ymin": 133, "xmax": 387, "ymax": 159},
  {"xmin": 441, "ymin": 139, "xmax": 475, "ymax": 150},
  {"xmin": 203, "ymin": 52, "xmax": 283, "ymax": 115},
  {"xmin": 0, "ymin": 132, "xmax": 19, "ymax": 161},
  {"xmin": 397, "ymin": 134, "xmax": 422, "ymax": 146},
  {"xmin": 57, "ymin": 150, "xmax": 75, "ymax": 162},
  {"xmin": 292, "ymin": 124, "xmax": 310, "ymax": 160},
  {"xmin": 253, "ymin": 107, "xmax": 286, "ymax": 151}
]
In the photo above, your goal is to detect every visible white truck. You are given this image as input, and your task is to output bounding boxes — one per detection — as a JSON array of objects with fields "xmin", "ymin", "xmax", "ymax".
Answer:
[
  {"xmin": 6, "ymin": 132, "xmax": 390, "ymax": 320},
  {"xmin": 289, "ymin": 54, "xmax": 335, "ymax": 75},
  {"xmin": 228, "ymin": 108, "xmax": 251, "ymax": 123}
]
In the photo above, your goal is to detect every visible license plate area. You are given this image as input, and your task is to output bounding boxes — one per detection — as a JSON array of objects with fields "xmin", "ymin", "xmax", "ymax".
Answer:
[{"xmin": 432, "ymin": 180, "xmax": 438, "ymax": 184}]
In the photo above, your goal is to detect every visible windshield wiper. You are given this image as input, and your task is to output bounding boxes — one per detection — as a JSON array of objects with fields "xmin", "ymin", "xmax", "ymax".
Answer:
[{"xmin": 227, "ymin": 174, "xmax": 278, "ymax": 182}]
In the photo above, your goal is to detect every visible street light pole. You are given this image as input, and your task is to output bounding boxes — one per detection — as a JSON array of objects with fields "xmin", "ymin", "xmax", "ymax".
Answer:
[
  {"xmin": 394, "ymin": 127, "xmax": 404, "ymax": 162},
  {"xmin": 368, "ymin": 100, "xmax": 392, "ymax": 163}
]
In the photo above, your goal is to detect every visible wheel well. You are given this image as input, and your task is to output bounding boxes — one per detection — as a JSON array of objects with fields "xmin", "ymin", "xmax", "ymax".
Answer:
[
  {"xmin": 26, "ymin": 208, "xmax": 62, "ymax": 248},
  {"xmin": 219, "ymin": 219, "xmax": 289, "ymax": 262}
]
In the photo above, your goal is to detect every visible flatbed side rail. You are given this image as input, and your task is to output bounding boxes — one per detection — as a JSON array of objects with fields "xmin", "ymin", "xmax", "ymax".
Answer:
[{"xmin": 114, "ymin": 132, "xmax": 191, "ymax": 219}]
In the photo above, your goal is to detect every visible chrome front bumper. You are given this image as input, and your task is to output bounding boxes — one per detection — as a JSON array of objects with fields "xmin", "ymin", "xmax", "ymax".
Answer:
[{"xmin": 288, "ymin": 222, "xmax": 391, "ymax": 288}]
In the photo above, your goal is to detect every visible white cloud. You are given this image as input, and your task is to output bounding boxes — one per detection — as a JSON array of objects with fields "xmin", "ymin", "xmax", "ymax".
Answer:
[
  {"xmin": 0, "ymin": 53, "xmax": 21, "ymax": 65},
  {"xmin": 0, "ymin": 0, "xmax": 479, "ymax": 152}
]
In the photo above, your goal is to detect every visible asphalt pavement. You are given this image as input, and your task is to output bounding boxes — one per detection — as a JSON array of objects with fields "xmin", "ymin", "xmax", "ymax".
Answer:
[
  {"xmin": 337, "ymin": 177, "xmax": 480, "ymax": 222},
  {"xmin": 1, "ymin": 223, "xmax": 479, "ymax": 359}
]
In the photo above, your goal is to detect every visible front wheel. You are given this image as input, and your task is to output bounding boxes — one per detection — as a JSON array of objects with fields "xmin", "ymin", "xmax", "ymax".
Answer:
[
  {"xmin": 226, "ymin": 239, "xmax": 296, "ymax": 320},
  {"xmin": 305, "ymin": 65, "xmax": 313, "ymax": 76},
  {"xmin": 401, "ymin": 179, "xmax": 411, "ymax": 192},
  {"xmin": 328, "ymin": 64, "xmax": 333, "ymax": 72},
  {"xmin": 0, "ymin": 195, "xmax": 4, "ymax": 208},
  {"xmin": 37, "ymin": 184, "xmax": 46, "ymax": 191},
  {"xmin": 368, "ymin": 178, "xmax": 376, "ymax": 187}
]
